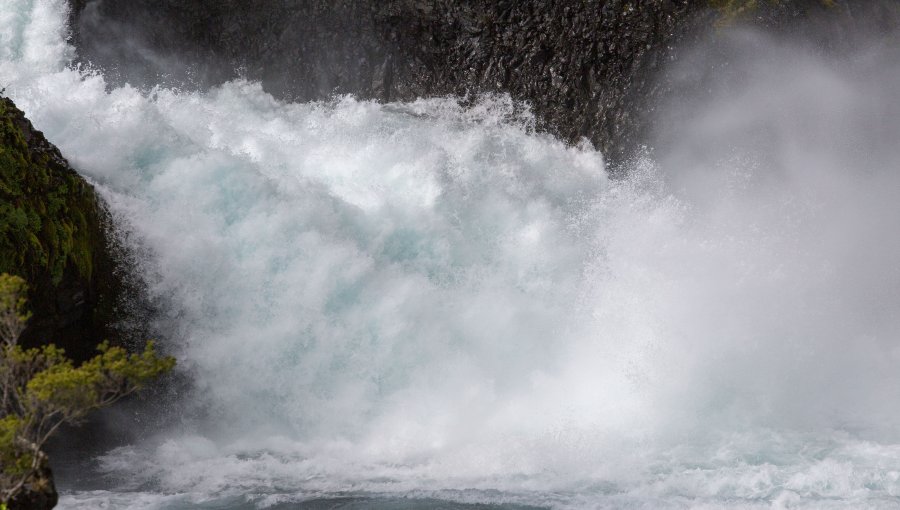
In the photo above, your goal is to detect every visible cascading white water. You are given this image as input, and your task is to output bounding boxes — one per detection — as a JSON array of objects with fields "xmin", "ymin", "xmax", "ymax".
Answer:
[{"xmin": 4, "ymin": 0, "xmax": 900, "ymax": 508}]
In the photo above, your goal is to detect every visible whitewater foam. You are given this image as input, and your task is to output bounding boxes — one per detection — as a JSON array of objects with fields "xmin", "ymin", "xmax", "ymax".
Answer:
[{"xmin": 4, "ymin": 1, "xmax": 900, "ymax": 508}]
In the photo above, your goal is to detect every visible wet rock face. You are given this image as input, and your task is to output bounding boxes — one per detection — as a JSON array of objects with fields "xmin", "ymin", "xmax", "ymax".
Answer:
[
  {"xmin": 69, "ymin": 0, "xmax": 395, "ymax": 101},
  {"xmin": 382, "ymin": 1, "xmax": 710, "ymax": 168},
  {"xmin": 0, "ymin": 97, "xmax": 122, "ymax": 362},
  {"xmin": 68, "ymin": 0, "xmax": 709, "ymax": 166},
  {"xmin": 68, "ymin": 0, "xmax": 898, "ymax": 167}
]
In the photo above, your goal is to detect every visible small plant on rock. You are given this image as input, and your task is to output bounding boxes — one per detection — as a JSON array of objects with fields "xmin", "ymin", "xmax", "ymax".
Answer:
[{"xmin": 0, "ymin": 273, "xmax": 174, "ymax": 508}]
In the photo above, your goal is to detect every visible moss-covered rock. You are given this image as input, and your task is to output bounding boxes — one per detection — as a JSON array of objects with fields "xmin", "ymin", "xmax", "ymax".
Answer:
[{"xmin": 0, "ymin": 97, "xmax": 120, "ymax": 362}]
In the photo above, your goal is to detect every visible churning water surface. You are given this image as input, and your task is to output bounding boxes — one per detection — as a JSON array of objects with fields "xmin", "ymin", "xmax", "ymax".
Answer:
[{"xmin": 4, "ymin": 0, "xmax": 900, "ymax": 508}]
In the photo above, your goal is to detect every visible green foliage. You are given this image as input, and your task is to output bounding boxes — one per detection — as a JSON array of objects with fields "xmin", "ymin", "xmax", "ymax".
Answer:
[
  {"xmin": 0, "ymin": 98, "xmax": 97, "ymax": 289},
  {"xmin": 709, "ymin": 0, "xmax": 836, "ymax": 26},
  {"xmin": 0, "ymin": 272, "xmax": 175, "ymax": 504},
  {"xmin": 710, "ymin": 0, "xmax": 761, "ymax": 26},
  {"xmin": 0, "ymin": 417, "xmax": 31, "ymax": 478},
  {"xmin": 23, "ymin": 341, "xmax": 175, "ymax": 419},
  {"xmin": 0, "ymin": 275, "xmax": 30, "ymax": 344}
]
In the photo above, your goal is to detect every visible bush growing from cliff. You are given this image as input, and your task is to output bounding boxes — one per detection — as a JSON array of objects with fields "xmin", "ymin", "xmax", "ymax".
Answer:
[{"xmin": 0, "ymin": 273, "xmax": 174, "ymax": 507}]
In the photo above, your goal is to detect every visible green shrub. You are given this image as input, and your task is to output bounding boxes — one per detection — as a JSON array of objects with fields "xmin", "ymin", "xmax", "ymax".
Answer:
[{"xmin": 0, "ymin": 273, "xmax": 175, "ymax": 505}]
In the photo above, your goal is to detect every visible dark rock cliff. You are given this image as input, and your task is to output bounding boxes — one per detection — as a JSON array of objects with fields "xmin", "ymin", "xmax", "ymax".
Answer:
[
  {"xmin": 0, "ymin": 97, "xmax": 121, "ymax": 362},
  {"xmin": 68, "ymin": 0, "xmax": 898, "ymax": 169},
  {"xmin": 68, "ymin": 0, "xmax": 712, "ymax": 167}
]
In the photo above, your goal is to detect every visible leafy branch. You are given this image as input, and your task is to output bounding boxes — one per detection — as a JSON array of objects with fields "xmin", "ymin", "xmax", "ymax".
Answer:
[{"xmin": 0, "ymin": 273, "xmax": 175, "ymax": 506}]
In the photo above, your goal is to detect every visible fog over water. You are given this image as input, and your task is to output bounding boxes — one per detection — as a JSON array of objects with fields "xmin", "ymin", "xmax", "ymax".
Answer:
[{"xmin": 4, "ymin": 1, "xmax": 900, "ymax": 508}]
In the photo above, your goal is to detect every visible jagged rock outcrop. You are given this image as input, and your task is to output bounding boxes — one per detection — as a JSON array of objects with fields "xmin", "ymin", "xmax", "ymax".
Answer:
[{"xmin": 0, "ymin": 97, "xmax": 121, "ymax": 362}]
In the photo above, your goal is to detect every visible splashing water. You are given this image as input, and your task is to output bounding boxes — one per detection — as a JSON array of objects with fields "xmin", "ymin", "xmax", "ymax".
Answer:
[{"xmin": 4, "ymin": 1, "xmax": 900, "ymax": 508}]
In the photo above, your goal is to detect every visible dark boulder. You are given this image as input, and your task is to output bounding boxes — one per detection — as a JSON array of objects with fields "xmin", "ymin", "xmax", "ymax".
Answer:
[{"xmin": 7, "ymin": 466, "xmax": 58, "ymax": 510}]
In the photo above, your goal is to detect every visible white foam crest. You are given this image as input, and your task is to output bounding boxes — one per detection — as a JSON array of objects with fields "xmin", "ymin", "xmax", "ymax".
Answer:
[
  {"xmin": 6, "ymin": 1, "xmax": 900, "ymax": 508},
  {"xmin": 0, "ymin": 0, "xmax": 72, "ymax": 88}
]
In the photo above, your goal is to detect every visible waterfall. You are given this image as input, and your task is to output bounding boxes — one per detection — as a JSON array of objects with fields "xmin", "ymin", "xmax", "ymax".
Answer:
[{"xmin": 4, "ymin": 1, "xmax": 900, "ymax": 508}]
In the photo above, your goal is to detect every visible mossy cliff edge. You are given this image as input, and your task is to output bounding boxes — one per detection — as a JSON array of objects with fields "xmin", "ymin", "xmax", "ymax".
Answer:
[{"xmin": 0, "ymin": 97, "xmax": 120, "ymax": 363}]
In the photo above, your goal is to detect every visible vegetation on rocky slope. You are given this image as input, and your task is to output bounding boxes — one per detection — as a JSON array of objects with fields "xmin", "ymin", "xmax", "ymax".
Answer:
[
  {"xmin": 0, "ymin": 97, "xmax": 121, "ymax": 362},
  {"xmin": 710, "ymin": 0, "xmax": 838, "ymax": 26},
  {"xmin": 0, "ymin": 100, "xmax": 94, "ymax": 288},
  {"xmin": 0, "ymin": 273, "xmax": 174, "ymax": 510}
]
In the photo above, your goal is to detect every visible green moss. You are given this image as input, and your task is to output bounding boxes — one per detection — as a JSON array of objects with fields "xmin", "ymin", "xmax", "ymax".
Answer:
[
  {"xmin": 0, "ymin": 99, "xmax": 98, "ymax": 288},
  {"xmin": 710, "ymin": 0, "xmax": 836, "ymax": 26}
]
